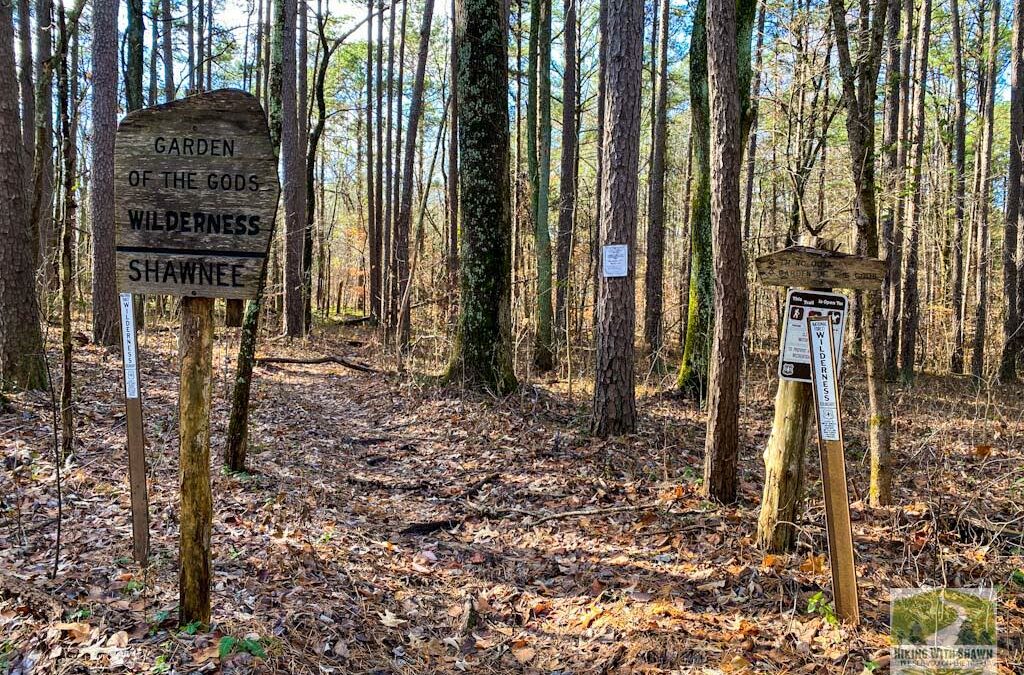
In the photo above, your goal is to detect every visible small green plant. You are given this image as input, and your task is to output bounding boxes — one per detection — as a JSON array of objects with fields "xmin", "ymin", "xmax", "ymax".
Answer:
[
  {"xmin": 148, "ymin": 609, "xmax": 172, "ymax": 636},
  {"xmin": 124, "ymin": 579, "xmax": 144, "ymax": 594},
  {"xmin": 807, "ymin": 591, "xmax": 839, "ymax": 626},
  {"xmin": 218, "ymin": 635, "xmax": 267, "ymax": 660},
  {"xmin": 1011, "ymin": 569, "xmax": 1024, "ymax": 587},
  {"xmin": 66, "ymin": 607, "xmax": 92, "ymax": 621},
  {"xmin": 862, "ymin": 660, "xmax": 879, "ymax": 672},
  {"xmin": 180, "ymin": 620, "xmax": 203, "ymax": 636},
  {"xmin": 150, "ymin": 654, "xmax": 171, "ymax": 673}
]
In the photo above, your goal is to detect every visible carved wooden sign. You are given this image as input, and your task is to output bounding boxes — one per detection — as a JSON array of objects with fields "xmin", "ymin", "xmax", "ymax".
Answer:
[
  {"xmin": 755, "ymin": 246, "xmax": 886, "ymax": 290},
  {"xmin": 114, "ymin": 89, "xmax": 280, "ymax": 299}
]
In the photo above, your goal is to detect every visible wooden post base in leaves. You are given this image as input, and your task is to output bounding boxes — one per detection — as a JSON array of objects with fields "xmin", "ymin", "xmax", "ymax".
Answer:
[{"xmin": 178, "ymin": 296, "xmax": 214, "ymax": 625}]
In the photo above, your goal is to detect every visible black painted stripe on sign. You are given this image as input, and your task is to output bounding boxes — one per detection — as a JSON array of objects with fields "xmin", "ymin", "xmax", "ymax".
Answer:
[{"xmin": 116, "ymin": 246, "xmax": 265, "ymax": 259}]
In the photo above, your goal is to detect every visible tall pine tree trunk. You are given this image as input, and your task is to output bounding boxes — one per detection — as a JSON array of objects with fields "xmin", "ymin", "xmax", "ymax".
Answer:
[
  {"xmin": 703, "ymin": 0, "xmax": 755, "ymax": 503},
  {"xmin": 896, "ymin": 0, "xmax": 931, "ymax": 382},
  {"xmin": 591, "ymin": 0, "xmax": 642, "ymax": 437},
  {"xmin": 643, "ymin": 0, "xmax": 669, "ymax": 360},
  {"xmin": 396, "ymin": 0, "xmax": 436, "ymax": 349},
  {"xmin": 282, "ymin": 0, "xmax": 304, "ymax": 337},
  {"xmin": 742, "ymin": 3, "xmax": 765, "ymax": 241},
  {"xmin": 972, "ymin": 0, "xmax": 1000, "ymax": 379},
  {"xmin": 554, "ymin": 0, "xmax": 577, "ymax": 346},
  {"xmin": 949, "ymin": 0, "xmax": 968, "ymax": 373},
  {"xmin": 90, "ymin": 0, "xmax": 119, "ymax": 346},
  {"xmin": 1001, "ymin": 0, "xmax": 1024, "ymax": 381},
  {"xmin": 0, "ymin": 1, "xmax": 46, "ymax": 390}
]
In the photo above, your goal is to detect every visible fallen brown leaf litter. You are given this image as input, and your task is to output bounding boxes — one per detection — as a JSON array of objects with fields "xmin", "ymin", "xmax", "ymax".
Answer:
[{"xmin": 1, "ymin": 322, "xmax": 1022, "ymax": 673}]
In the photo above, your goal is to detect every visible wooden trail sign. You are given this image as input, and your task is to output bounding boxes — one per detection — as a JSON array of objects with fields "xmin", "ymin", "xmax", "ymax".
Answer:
[
  {"xmin": 115, "ymin": 89, "xmax": 281, "ymax": 299},
  {"xmin": 755, "ymin": 245, "xmax": 886, "ymax": 290},
  {"xmin": 113, "ymin": 89, "xmax": 279, "ymax": 625},
  {"xmin": 119, "ymin": 293, "xmax": 149, "ymax": 566},
  {"xmin": 806, "ymin": 315, "xmax": 859, "ymax": 624}
]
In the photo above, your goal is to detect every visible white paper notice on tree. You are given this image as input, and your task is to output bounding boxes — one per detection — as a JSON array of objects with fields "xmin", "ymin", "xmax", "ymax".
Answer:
[
  {"xmin": 807, "ymin": 317, "xmax": 841, "ymax": 442},
  {"xmin": 119, "ymin": 293, "xmax": 140, "ymax": 400},
  {"xmin": 602, "ymin": 244, "xmax": 628, "ymax": 278}
]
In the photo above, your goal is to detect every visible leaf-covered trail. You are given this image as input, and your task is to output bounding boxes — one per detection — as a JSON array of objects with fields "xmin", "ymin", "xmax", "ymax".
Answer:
[{"xmin": 1, "ymin": 324, "xmax": 1022, "ymax": 673}]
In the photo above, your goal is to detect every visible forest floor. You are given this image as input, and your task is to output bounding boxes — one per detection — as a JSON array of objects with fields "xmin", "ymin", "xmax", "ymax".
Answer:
[{"xmin": 2, "ymin": 319, "xmax": 1023, "ymax": 674}]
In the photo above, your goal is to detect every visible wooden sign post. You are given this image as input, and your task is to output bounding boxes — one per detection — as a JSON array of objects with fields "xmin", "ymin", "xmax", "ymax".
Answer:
[
  {"xmin": 754, "ymin": 237, "xmax": 879, "ymax": 624},
  {"xmin": 806, "ymin": 315, "xmax": 859, "ymax": 624},
  {"xmin": 119, "ymin": 292, "xmax": 149, "ymax": 566},
  {"xmin": 115, "ymin": 89, "xmax": 280, "ymax": 625}
]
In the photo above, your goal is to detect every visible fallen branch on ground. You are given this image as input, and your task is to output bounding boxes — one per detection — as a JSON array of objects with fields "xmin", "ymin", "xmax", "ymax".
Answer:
[{"xmin": 255, "ymin": 355, "xmax": 377, "ymax": 373}]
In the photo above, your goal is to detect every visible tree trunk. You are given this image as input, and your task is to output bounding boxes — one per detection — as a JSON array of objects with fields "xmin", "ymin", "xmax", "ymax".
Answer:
[
  {"xmin": 591, "ymin": 0, "xmax": 642, "ymax": 437},
  {"xmin": 299, "ymin": 1, "xmax": 313, "ymax": 332},
  {"xmin": 0, "ymin": 2, "xmax": 46, "ymax": 390},
  {"xmin": 528, "ymin": 0, "xmax": 554, "ymax": 371},
  {"xmin": 676, "ymin": 0, "xmax": 713, "ymax": 398},
  {"xmin": 554, "ymin": 0, "xmax": 576, "ymax": 347},
  {"xmin": 949, "ymin": 0, "xmax": 967, "ymax": 373},
  {"xmin": 187, "ymin": 0, "xmax": 195, "ymax": 91},
  {"xmin": 148, "ymin": 0, "xmax": 158, "ymax": 106},
  {"xmin": 703, "ymin": 0, "xmax": 753, "ymax": 503},
  {"xmin": 366, "ymin": 0, "xmax": 379, "ymax": 321},
  {"xmin": 162, "ymin": 0, "xmax": 174, "ymax": 101},
  {"xmin": 643, "ymin": 0, "xmax": 669, "ymax": 360},
  {"xmin": 448, "ymin": 0, "xmax": 516, "ymax": 393},
  {"xmin": 447, "ymin": 0, "xmax": 459, "ymax": 311},
  {"xmin": 829, "ymin": 0, "xmax": 893, "ymax": 506},
  {"xmin": 374, "ymin": 0, "xmax": 384, "ymax": 319},
  {"xmin": 896, "ymin": 0, "xmax": 931, "ymax": 382},
  {"xmin": 127, "ymin": 0, "xmax": 144, "ymax": 111},
  {"xmin": 742, "ymin": 2, "xmax": 765, "ymax": 241},
  {"xmin": 282, "ymin": 0, "xmax": 304, "ymax": 337},
  {"xmin": 197, "ymin": 0, "xmax": 205, "ymax": 90},
  {"xmin": 224, "ymin": 0, "xmax": 287, "ymax": 472},
  {"xmin": 1001, "ymin": 0, "xmax": 1024, "ymax": 381},
  {"xmin": 395, "ymin": 0, "xmax": 436, "ymax": 349},
  {"xmin": 972, "ymin": 0, "xmax": 1000, "ymax": 379},
  {"xmin": 31, "ymin": 0, "xmax": 54, "ymax": 284},
  {"xmin": 17, "ymin": 0, "xmax": 32, "ymax": 169},
  {"xmin": 57, "ymin": 2, "xmax": 79, "ymax": 460},
  {"xmin": 446, "ymin": 0, "xmax": 516, "ymax": 394},
  {"xmin": 91, "ymin": 0, "xmax": 119, "ymax": 346},
  {"xmin": 884, "ymin": 0, "xmax": 914, "ymax": 378}
]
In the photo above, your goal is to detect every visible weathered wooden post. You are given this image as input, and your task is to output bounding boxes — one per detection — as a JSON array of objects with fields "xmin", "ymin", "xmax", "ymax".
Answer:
[
  {"xmin": 753, "ymin": 236, "xmax": 885, "ymax": 625},
  {"xmin": 119, "ymin": 292, "xmax": 149, "ymax": 566},
  {"xmin": 114, "ymin": 90, "xmax": 280, "ymax": 625},
  {"xmin": 806, "ymin": 314, "xmax": 858, "ymax": 623}
]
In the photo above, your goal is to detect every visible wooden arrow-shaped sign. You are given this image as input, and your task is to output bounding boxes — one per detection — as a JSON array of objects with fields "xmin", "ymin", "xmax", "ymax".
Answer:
[{"xmin": 755, "ymin": 246, "xmax": 885, "ymax": 290}]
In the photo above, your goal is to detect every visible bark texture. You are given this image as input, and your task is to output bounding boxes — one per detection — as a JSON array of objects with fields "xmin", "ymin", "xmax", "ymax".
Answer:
[
  {"xmin": 446, "ymin": 0, "xmax": 516, "ymax": 394},
  {"xmin": 643, "ymin": 0, "xmax": 669, "ymax": 359},
  {"xmin": 703, "ymin": 0, "xmax": 751, "ymax": 503},
  {"xmin": 0, "ymin": 2, "xmax": 45, "ymax": 390},
  {"xmin": 90, "ymin": 0, "xmax": 119, "ymax": 346},
  {"xmin": 591, "ymin": 0, "xmax": 643, "ymax": 437},
  {"xmin": 554, "ymin": 0, "xmax": 576, "ymax": 346}
]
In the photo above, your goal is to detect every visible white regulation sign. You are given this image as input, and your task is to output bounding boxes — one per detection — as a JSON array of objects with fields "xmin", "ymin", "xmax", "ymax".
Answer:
[
  {"xmin": 807, "ymin": 315, "xmax": 841, "ymax": 442},
  {"xmin": 119, "ymin": 293, "xmax": 140, "ymax": 400},
  {"xmin": 602, "ymin": 244, "xmax": 628, "ymax": 278},
  {"xmin": 779, "ymin": 289, "xmax": 847, "ymax": 382}
]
